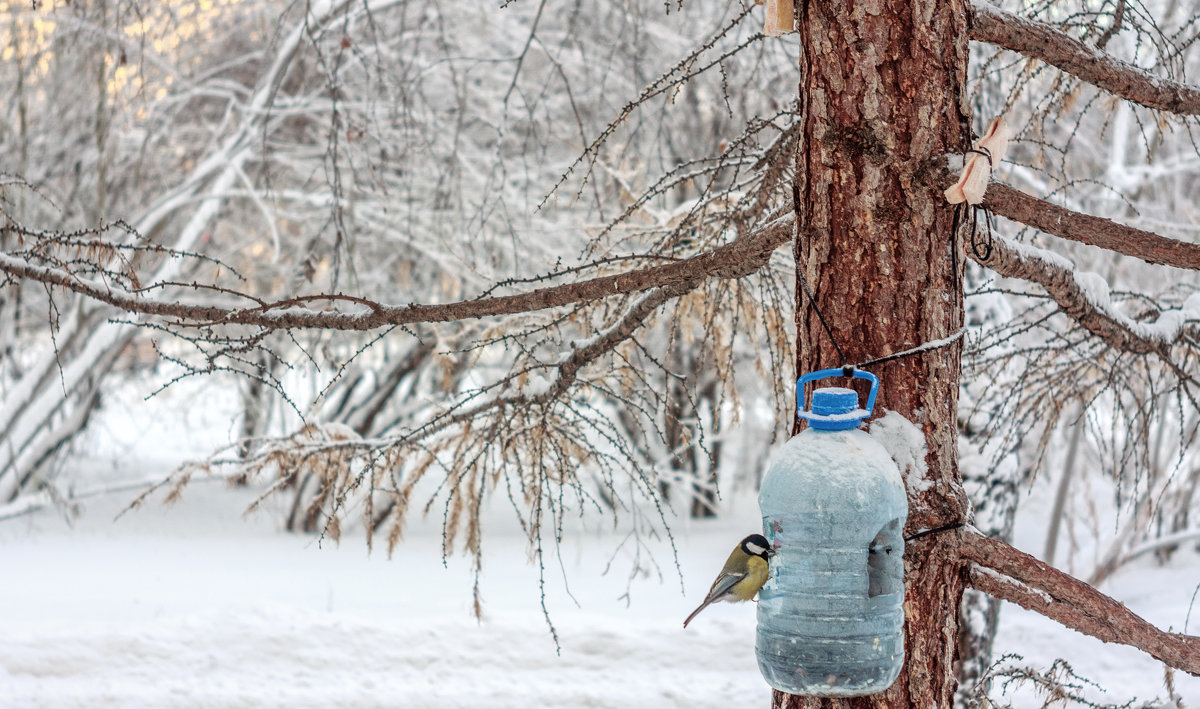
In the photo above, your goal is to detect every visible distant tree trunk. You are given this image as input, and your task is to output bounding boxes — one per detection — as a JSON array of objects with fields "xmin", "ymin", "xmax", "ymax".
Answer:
[
  {"xmin": 237, "ymin": 350, "xmax": 274, "ymax": 461},
  {"xmin": 689, "ymin": 376, "xmax": 721, "ymax": 519},
  {"xmin": 956, "ymin": 456, "xmax": 1026, "ymax": 702},
  {"xmin": 1044, "ymin": 416, "xmax": 1085, "ymax": 566},
  {"xmin": 783, "ymin": 0, "xmax": 970, "ymax": 706}
]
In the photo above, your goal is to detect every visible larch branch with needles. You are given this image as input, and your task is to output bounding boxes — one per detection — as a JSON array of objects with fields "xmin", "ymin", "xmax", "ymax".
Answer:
[
  {"xmin": 969, "ymin": 2, "xmax": 1200, "ymax": 116},
  {"xmin": 0, "ymin": 212, "xmax": 793, "ymax": 332}
]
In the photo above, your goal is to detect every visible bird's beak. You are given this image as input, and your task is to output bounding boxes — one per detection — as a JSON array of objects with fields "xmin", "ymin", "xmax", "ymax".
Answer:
[{"xmin": 767, "ymin": 547, "xmax": 778, "ymax": 557}]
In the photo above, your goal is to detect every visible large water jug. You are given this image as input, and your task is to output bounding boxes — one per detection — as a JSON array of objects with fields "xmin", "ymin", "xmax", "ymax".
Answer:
[{"xmin": 756, "ymin": 368, "xmax": 907, "ymax": 696}]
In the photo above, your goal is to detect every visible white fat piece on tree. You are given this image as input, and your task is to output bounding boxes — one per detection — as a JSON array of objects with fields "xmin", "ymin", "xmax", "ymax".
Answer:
[
  {"xmin": 764, "ymin": 0, "xmax": 795, "ymax": 37},
  {"xmin": 945, "ymin": 117, "xmax": 1012, "ymax": 205}
]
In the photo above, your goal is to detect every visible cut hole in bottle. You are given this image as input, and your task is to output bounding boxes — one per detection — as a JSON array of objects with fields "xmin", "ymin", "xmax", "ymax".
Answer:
[{"xmin": 867, "ymin": 518, "xmax": 904, "ymax": 598}]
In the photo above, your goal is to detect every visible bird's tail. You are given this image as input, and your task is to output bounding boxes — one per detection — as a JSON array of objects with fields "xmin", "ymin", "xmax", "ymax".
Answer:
[{"xmin": 683, "ymin": 597, "xmax": 715, "ymax": 628}]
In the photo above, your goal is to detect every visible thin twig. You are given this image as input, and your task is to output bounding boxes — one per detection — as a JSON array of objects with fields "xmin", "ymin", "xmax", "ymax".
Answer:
[{"xmin": 960, "ymin": 527, "xmax": 1200, "ymax": 676}]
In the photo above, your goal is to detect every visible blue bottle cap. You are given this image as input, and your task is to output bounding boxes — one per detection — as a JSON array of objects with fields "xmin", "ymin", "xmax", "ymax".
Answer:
[
  {"xmin": 795, "ymin": 368, "xmax": 879, "ymax": 431},
  {"xmin": 801, "ymin": 387, "xmax": 869, "ymax": 430},
  {"xmin": 811, "ymin": 387, "xmax": 858, "ymax": 416}
]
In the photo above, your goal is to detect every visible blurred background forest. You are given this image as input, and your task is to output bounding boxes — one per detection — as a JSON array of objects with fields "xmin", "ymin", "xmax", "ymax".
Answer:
[{"xmin": 1, "ymin": 0, "xmax": 1200, "ymax": 705}]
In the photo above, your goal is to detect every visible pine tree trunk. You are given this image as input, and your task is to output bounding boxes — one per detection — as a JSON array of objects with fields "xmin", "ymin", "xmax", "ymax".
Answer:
[{"xmin": 783, "ymin": 0, "xmax": 971, "ymax": 706}]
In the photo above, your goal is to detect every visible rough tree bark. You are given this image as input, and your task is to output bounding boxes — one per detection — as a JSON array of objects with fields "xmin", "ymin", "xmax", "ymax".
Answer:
[{"xmin": 786, "ymin": 0, "xmax": 971, "ymax": 706}]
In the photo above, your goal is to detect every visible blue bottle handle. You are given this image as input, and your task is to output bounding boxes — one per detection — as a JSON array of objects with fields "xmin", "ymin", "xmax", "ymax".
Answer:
[{"xmin": 796, "ymin": 368, "xmax": 879, "ymax": 417}]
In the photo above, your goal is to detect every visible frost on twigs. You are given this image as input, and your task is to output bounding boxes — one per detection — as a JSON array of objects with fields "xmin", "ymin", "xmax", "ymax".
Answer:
[
  {"xmin": 945, "ymin": 117, "xmax": 1012, "ymax": 205},
  {"xmin": 984, "ymin": 230, "xmax": 1200, "ymax": 354},
  {"xmin": 0, "ymin": 0, "xmax": 801, "ymax": 638},
  {"xmin": 965, "ymin": 654, "xmax": 1151, "ymax": 709}
]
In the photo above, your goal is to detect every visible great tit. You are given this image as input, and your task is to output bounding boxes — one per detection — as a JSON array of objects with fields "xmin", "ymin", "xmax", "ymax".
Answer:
[{"xmin": 683, "ymin": 533, "xmax": 774, "ymax": 628}]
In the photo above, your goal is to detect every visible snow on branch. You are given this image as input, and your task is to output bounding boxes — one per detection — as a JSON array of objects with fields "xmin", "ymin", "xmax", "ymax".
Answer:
[
  {"xmin": 969, "ymin": 2, "xmax": 1200, "ymax": 115},
  {"xmin": 973, "ymin": 227, "xmax": 1200, "ymax": 354},
  {"xmin": 983, "ymin": 182, "xmax": 1200, "ymax": 271},
  {"xmin": 959, "ymin": 528, "xmax": 1200, "ymax": 676},
  {"xmin": 0, "ymin": 214, "xmax": 793, "ymax": 332}
]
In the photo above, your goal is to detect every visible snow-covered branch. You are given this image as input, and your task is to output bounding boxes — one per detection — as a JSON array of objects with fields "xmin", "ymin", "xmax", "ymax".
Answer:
[
  {"xmin": 959, "ymin": 527, "xmax": 1200, "ymax": 677},
  {"xmin": 972, "ymin": 228, "xmax": 1200, "ymax": 355},
  {"xmin": 969, "ymin": 2, "xmax": 1200, "ymax": 115},
  {"xmin": 983, "ymin": 182, "xmax": 1200, "ymax": 271},
  {"xmin": 0, "ymin": 214, "xmax": 793, "ymax": 331}
]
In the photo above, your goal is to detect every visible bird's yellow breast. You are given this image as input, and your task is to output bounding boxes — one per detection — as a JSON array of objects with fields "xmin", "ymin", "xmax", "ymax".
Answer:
[{"xmin": 729, "ymin": 556, "xmax": 770, "ymax": 601}]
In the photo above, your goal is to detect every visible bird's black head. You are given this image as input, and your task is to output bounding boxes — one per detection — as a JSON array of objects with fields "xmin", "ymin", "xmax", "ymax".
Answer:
[{"xmin": 741, "ymin": 533, "xmax": 774, "ymax": 559}]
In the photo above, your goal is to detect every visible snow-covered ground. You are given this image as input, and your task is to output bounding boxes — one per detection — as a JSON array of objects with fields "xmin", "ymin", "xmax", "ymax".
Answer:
[
  {"xmin": 0, "ymin": 481, "xmax": 776, "ymax": 709},
  {"xmin": 1, "ymin": 379, "xmax": 1197, "ymax": 708}
]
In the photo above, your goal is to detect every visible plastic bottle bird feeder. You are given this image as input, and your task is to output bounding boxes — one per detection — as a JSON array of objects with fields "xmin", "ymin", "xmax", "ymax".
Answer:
[{"xmin": 756, "ymin": 368, "xmax": 908, "ymax": 697}]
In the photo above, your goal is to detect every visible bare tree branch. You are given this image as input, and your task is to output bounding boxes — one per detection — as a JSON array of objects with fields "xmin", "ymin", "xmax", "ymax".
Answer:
[
  {"xmin": 421, "ymin": 281, "xmax": 697, "ymax": 441},
  {"xmin": 0, "ymin": 214, "xmax": 793, "ymax": 331},
  {"xmin": 972, "ymin": 229, "xmax": 1197, "ymax": 354},
  {"xmin": 21, "ymin": 173, "xmax": 1197, "ymax": 373},
  {"xmin": 983, "ymin": 182, "xmax": 1200, "ymax": 271},
  {"xmin": 959, "ymin": 528, "xmax": 1200, "ymax": 676},
  {"xmin": 969, "ymin": 2, "xmax": 1200, "ymax": 115}
]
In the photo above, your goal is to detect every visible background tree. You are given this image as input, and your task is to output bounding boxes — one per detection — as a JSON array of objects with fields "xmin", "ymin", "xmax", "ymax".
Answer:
[{"xmin": 2, "ymin": 0, "xmax": 1200, "ymax": 706}]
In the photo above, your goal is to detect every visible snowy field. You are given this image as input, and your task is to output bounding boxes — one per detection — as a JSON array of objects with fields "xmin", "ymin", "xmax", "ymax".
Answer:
[{"xmin": 1, "ymin": 380, "xmax": 1198, "ymax": 708}]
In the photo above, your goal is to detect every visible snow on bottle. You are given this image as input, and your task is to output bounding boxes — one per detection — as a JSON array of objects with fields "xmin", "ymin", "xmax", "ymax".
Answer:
[{"xmin": 756, "ymin": 368, "xmax": 907, "ymax": 696}]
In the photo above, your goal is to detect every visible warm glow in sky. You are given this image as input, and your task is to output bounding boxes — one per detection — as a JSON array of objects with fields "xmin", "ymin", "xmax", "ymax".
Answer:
[{"xmin": 2, "ymin": 0, "xmax": 243, "ymax": 101}]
